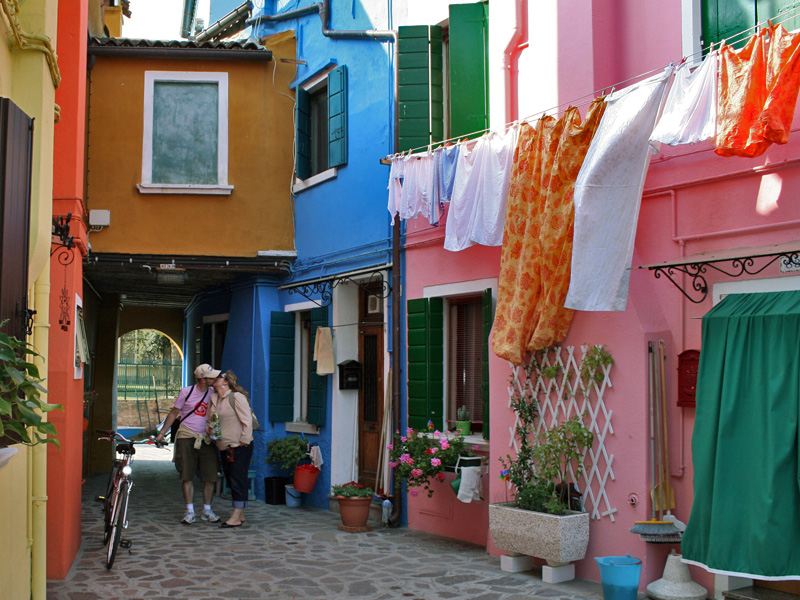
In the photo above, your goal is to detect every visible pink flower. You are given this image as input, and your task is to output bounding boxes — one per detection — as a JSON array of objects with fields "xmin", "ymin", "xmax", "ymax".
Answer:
[
  {"xmin": 386, "ymin": 444, "xmax": 393, "ymax": 450},
  {"xmin": 430, "ymin": 458, "xmax": 441, "ymax": 467},
  {"xmin": 411, "ymin": 469, "xmax": 423, "ymax": 478},
  {"xmin": 410, "ymin": 490, "xmax": 419, "ymax": 497},
  {"xmin": 400, "ymin": 437, "xmax": 407, "ymax": 443},
  {"xmin": 388, "ymin": 461, "xmax": 399, "ymax": 468},
  {"xmin": 428, "ymin": 447, "xmax": 437, "ymax": 454},
  {"xmin": 399, "ymin": 453, "xmax": 412, "ymax": 464},
  {"xmin": 407, "ymin": 427, "xmax": 414, "ymax": 436},
  {"xmin": 440, "ymin": 439, "xmax": 450, "ymax": 450},
  {"xmin": 433, "ymin": 430, "xmax": 441, "ymax": 438},
  {"xmin": 435, "ymin": 472, "xmax": 446, "ymax": 481},
  {"xmin": 471, "ymin": 445, "xmax": 480, "ymax": 450}
]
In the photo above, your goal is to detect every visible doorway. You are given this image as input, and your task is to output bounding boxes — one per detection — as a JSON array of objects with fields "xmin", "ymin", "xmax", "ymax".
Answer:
[{"xmin": 357, "ymin": 285, "xmax": 384, "ymax": 491}]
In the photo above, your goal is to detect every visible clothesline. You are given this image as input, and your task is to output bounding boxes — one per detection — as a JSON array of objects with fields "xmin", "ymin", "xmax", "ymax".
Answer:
[{"xmin": 383, "ymin": 4, "xmax": 800, "ymax": 161}]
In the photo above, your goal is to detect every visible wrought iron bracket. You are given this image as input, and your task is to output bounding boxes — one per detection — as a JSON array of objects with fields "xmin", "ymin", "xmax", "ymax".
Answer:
[
  {"xmin": 51, "ymin": 213, "xmax": 76, "ymax": 255},
  {"xmin": 287, "ymin": 270, "xmax": 391, "ymax": 307},
  {"xmin": 648, "ymin": 251, "xmax": 800, "ymax": 303}
]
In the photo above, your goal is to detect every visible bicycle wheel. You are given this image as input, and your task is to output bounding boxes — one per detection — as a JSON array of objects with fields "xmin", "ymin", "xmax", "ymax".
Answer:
[
  {"xmin": 105, "ymin": 480, "xmax": 129, "ymax": 570},
  {"xmin": 102, "ymin": 464, "xmax": 120, "ymax": 545}
]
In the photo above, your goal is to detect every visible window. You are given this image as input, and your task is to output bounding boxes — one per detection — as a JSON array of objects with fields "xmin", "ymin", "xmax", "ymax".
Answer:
[
  {"xmin": 407, "ymin": 285, "xmax": 493, "ymax": 439},
  {"xmin": 700, "ymin": 0, "xmax": 800, "ymax": 50},
  {"xmin": 269, "ymin": 306, "xmax": 328, "ymax": 429},
  {"xmin": 202, "ymin": 314, "xmax": 228, "ymax": 369},
  {"xmin": 447, "ymin": 296, "xmax": 484, "ymax": 432},
  {"xmin": 295, "ymin": 65, "xmax": 348, "ymax": 182},
  {"xmin": 138, "ymin": 71, "xmax": 233, "ymax": 195},
  {"xmin": 398, "ymin": 2, "xmax": 489, "ymax": 152}
]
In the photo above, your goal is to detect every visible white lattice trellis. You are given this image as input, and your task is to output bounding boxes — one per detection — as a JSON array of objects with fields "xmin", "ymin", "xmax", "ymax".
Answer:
[{"xmin": 506, "ymin": 345, "xmax": 617, "ymax": 521}]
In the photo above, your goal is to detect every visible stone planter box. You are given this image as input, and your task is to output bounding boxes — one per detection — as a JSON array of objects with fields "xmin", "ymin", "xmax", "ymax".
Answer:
[{"xmin": 488, "ymin": 502, "xmax": 589, "ymax": 566}]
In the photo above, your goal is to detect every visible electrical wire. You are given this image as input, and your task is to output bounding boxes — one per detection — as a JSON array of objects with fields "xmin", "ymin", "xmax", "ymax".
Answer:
[{"xmin": 389, "ymin": 5, "xmax": 800, "ymax": 159}]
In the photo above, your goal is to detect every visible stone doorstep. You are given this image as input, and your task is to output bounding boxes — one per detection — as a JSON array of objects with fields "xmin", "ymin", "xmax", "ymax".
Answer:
[
  {"xmin": 328, "ymin": 495, "xmax": 385, "ymax": 524},
  {"xmin": 724, "ymin": 587, "xmax": 800, "ymax": 600}
]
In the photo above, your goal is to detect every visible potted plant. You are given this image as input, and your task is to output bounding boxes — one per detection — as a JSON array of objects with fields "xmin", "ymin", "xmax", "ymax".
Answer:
[
  {"xmin": 265, "ymin": 434, "xmax": 316, "ymax": 500},
  {"xmin": 0, "ymin": 323, "xmax": 62, "ymax": 448},
  {"xmin": 455, "ymin": 405, "xmax": 471, "ymax": 435},
  {"xmin": 388, "ymin": 426, "xmax": 479, "ymax": 497},
  {"xmin": 489, "ymin": 348, "xmax": 608, "ymax": 569},
  {"xmin": 331, "ymin": 481, "xmax": 374, "ymax": 530}
]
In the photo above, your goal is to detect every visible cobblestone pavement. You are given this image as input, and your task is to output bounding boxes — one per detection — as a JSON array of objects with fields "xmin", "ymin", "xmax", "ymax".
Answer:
[{"xmin": 47, "ymin": 445, "xmax": 605, "ymax": 600}]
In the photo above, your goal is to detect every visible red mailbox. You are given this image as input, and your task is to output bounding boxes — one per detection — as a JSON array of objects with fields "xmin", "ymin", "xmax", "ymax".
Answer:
[{"xmin": 677, "ymin": 349, "xmax": 700, "ymax": 407}]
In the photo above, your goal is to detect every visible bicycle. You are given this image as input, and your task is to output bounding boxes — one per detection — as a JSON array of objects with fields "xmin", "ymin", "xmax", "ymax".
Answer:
[{"xmin": 95, "ymin": 430, "xmax": 166, "ymax": 569}]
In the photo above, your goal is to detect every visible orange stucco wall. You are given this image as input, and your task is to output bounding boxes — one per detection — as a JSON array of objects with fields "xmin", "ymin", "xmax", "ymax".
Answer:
[
  {"xmin": 85, "ymin": 44, "xmax": 296, "ymax": 257},
  {"xmin": 47, "ymin": 0, "xmax": 89, "ymax": 579}
]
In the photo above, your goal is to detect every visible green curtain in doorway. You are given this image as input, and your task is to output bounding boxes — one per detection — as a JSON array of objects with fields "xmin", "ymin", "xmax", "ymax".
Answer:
[{"xmin": 682, "ymin": 290, "xmax": 800, "ymax": 579}]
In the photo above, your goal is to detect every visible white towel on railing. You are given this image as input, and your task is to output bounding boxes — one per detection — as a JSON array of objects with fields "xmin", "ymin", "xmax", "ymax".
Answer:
[{"xmin": 456, "ymin": 467, "xmax": 483, "ymax": 503}]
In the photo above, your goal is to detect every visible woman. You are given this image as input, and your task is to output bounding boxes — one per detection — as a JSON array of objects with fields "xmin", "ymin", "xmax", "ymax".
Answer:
[{"xmin": 209, "ymin": 370, "xmax": 253, "ymax": 528}]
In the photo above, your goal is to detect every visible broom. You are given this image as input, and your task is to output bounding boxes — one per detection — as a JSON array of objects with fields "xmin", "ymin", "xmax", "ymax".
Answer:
[{"xmin": 630, "ymin": 342, "xmax": 678, "ymax": 537}]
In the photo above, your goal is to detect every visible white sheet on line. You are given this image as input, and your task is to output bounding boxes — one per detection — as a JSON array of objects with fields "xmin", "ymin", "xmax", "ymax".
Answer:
[
  {"xmin": 650, "ymin": 54, "xmax": 717, "ymax": 146},
  {"xmin": 565, "ymin": 67, "xmax": 673, "ymax": 312}
]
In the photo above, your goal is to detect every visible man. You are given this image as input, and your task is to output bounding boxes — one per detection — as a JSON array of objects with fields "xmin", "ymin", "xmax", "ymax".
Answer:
[{"xmin": 156, "ymin": 363, "xmax": 221, "ymax": 524}]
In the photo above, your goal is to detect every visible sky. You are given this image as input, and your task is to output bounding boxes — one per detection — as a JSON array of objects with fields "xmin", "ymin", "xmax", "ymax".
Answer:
[{"xmin": 121, "ymin": 0, "xmax": 211, "ymax": 40}]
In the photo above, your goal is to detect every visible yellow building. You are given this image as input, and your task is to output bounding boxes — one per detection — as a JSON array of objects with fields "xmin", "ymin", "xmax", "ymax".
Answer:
[{"xmin": 0, "ymin": 0, "xmax": 60, "ymax": 598}]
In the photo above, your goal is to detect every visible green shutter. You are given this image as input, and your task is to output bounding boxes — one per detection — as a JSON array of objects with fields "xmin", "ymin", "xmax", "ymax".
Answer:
[
  {"xmin": 296, "ymin": 86, "xmax": 311, "ymax": 180},
  {"xmin": 407, "ymin": 297, "xmax": 443, "ymax": 431},
  {"xmin": 701, "ymin": 1, "xmax": 800, "ymax": 51},
  {"xmin": 481, "ymin": 288, "xmax": 492, "ymax": 440},
  {"xmin": 307, "ymin": 306, "xmax": 328, "ymax": 426},
  {"xmin": 327, "ymin": 65, "xmax": 348, "ymax": 168},
  {"xmin": 448, "ymin": 2, "xmax": 489, "ymax": 139},
  {"xmin": 398, "ymin": 25, "xmax": 443, "ymax": 152},
  {"xmin": 269, "ymin": 311, "xmax": 295, "ymax": 422}
]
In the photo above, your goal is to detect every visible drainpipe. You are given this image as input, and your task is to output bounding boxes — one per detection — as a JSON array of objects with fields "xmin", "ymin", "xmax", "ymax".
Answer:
[
  {"xmin": 30, "ymin": 265, "xmax": 50, "ymax": 600},
  {"xmin": 243, "ymin": 0, "xmax": 402, "ymax": 523},
  {"xmin": 504, "ymin": 0, "xmax": 528, "ymax": 123}
]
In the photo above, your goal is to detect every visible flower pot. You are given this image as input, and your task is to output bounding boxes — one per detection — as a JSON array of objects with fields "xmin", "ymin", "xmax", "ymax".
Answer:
[
  {"xmin": 293, "ymin": 464, "xmax": 320, "ymax": 493},
  {"xmin": 489, "ymin": 502, "xmax": 589, "ymax": 565},
  {"xmin": 455, "ymin": 420, "xmax": 471, "ymax": 435},
  {"xmin": 336, "ymin": 496, "xmax": 372, "ymax": 528},
  {"xmin": 264, "ymin": 476, "xmax": 289, "ymax": 505}
]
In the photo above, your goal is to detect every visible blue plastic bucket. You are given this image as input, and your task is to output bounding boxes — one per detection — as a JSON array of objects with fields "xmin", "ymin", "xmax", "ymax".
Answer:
[
  {"xmin": 285, "ymin": 484, "xmax": 302, "ymax": 508},
  {"xmin": 595, "ymin": 555, "xmax": 642, "ymax": 600}
]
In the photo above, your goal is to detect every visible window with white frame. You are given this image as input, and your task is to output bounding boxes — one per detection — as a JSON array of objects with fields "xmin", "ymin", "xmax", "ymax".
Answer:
[{"xmin": 138, "ymin": 71, "xmax": 232, "ymax": 195}]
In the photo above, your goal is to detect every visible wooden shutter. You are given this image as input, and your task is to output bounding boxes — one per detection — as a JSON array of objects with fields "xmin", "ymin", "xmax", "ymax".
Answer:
[
  {"xmin": 327, "ymin": 65, "xmax": 348, "ymax": 169},
  {"xmin": 398, "ymin": 25, "xmax": 443, "ymax": 152},
  {"xmin": 448, "ymin": 2, "xmax": 489, "ymax": 139},
  {"xmin": 0, "ymin": 98, "xmax": 33, "ymax": 341},
  {"xmin": 269, "ymin": 311, "xmax": 295, "ymax": 422},
  {"xmin": 296, "ymin": 86, "xmax": 311, "ymax": 180},
  {"xmin": 407, "ymin": 297, "xmax": 443, "ymax": 431},
  {"xmin": 307, "ymin": 306, "xmax": 328, "ymax": 426},
  {"xmin": 482, "ymin": 288, "xmax": 492, "ymax": 440},
  {"xmin": 701, "ymin": 1, "xmax": 800, "ymax": 50}
]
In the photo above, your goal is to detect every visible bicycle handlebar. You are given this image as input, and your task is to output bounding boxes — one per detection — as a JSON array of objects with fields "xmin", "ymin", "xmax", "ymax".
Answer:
[{"xmin": 95, "ymin": 430, "xmax": 167, "ymax": 448}]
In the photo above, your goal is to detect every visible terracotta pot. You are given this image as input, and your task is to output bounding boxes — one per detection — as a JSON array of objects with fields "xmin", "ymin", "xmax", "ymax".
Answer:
[{"xmin": 336, "ymin": 496, "xmax": 372, "ymax": 528}]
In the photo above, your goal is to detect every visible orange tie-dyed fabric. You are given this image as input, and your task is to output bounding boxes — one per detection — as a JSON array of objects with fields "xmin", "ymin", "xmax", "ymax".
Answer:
[
  {"xmin": 493, "ymin": 99, "xmax": 606, "ymax": 365},
  {"xmin": 716, "ymin": 25, "xmax": 800, "ymax": 158}
]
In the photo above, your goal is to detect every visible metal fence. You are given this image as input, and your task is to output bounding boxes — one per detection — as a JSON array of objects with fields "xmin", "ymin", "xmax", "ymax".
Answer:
[{"xmin": 116, "ymin": 361, "xmax": 183, "ymax": 400}]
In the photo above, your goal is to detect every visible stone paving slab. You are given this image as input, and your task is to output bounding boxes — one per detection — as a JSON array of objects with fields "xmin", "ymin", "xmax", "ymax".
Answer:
[{"xmin": 47, "ymin": 445, "xmax": 604, "ymax": 600}]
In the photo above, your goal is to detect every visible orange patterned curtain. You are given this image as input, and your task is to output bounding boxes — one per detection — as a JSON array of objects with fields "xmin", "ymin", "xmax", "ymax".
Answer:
[
  {"xmin": 493, "ymin": 99, "xmax": 606, "ymax": 365},
  {"xmin": 716, "ymin": 24, "xmax": 800, "ymax": 158}
]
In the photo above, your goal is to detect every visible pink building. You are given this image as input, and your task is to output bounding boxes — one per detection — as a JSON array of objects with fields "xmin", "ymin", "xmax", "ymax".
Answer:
[{"xmin": 398, "ymin": 1, "xmax": 800, "ymax": 597}]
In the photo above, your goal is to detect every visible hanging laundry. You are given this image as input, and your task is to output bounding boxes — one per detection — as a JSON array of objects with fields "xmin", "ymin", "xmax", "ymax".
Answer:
[
  {"xmin": 468, "ymin": 127, "xmax": 518, "ymax": 247},
  {"xmin": 717, "ymin": 24, "xmax": 800, "ymax": 158},
  {"xmin": 757, "ymin": 23, "xmax": 800, "ymax": 145},
  {"xmin": 387, "ymin": 156, "xmax": 405, "ymax": 225},
  {"xmin": 650, "ymin": 53, "xmax": 717, "ymax": 145},
  {"xmin": 565, "ymin": 68, "xmax": 672, "ymax": 312},
  {"xmin": 444, "ymin": 128, "xmax": 517, "ymax": 251},
  {"xmin": 493, "ymin": 100, "xmax": 606, "ymax": 365},
  {"xmin": 398, "ymin": 154, "xmax": 433, "ymax": 221},
  {"xmin": 313, "ymin": 327, "xmax": 335, "ymax": 375},
  {"xmin": 716, "ymin": 29, "xmax": 769, "ymax": 157},
  {"xmin": 443, "ymin": 138, "xmax": 483, "ymax": 251},
  {"xmin": 430, "ymin": 144, "xmax": 460, "ymax": 226}
]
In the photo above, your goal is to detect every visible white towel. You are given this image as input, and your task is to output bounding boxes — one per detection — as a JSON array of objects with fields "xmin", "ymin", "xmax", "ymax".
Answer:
[
  {"xmin": 456, "ymin": 466, "xmax": 482, "ymax": 503},
  {"xmin": 314, "ymin": 327, "xmax": 335, "ymax": 375},
  {"xmin": 309, "ymin": 445, "xmax": 323, "ymax": 469},
  {"xmin": 565, "ymin": 68, "xmax": 673, "ymax": 312}
]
